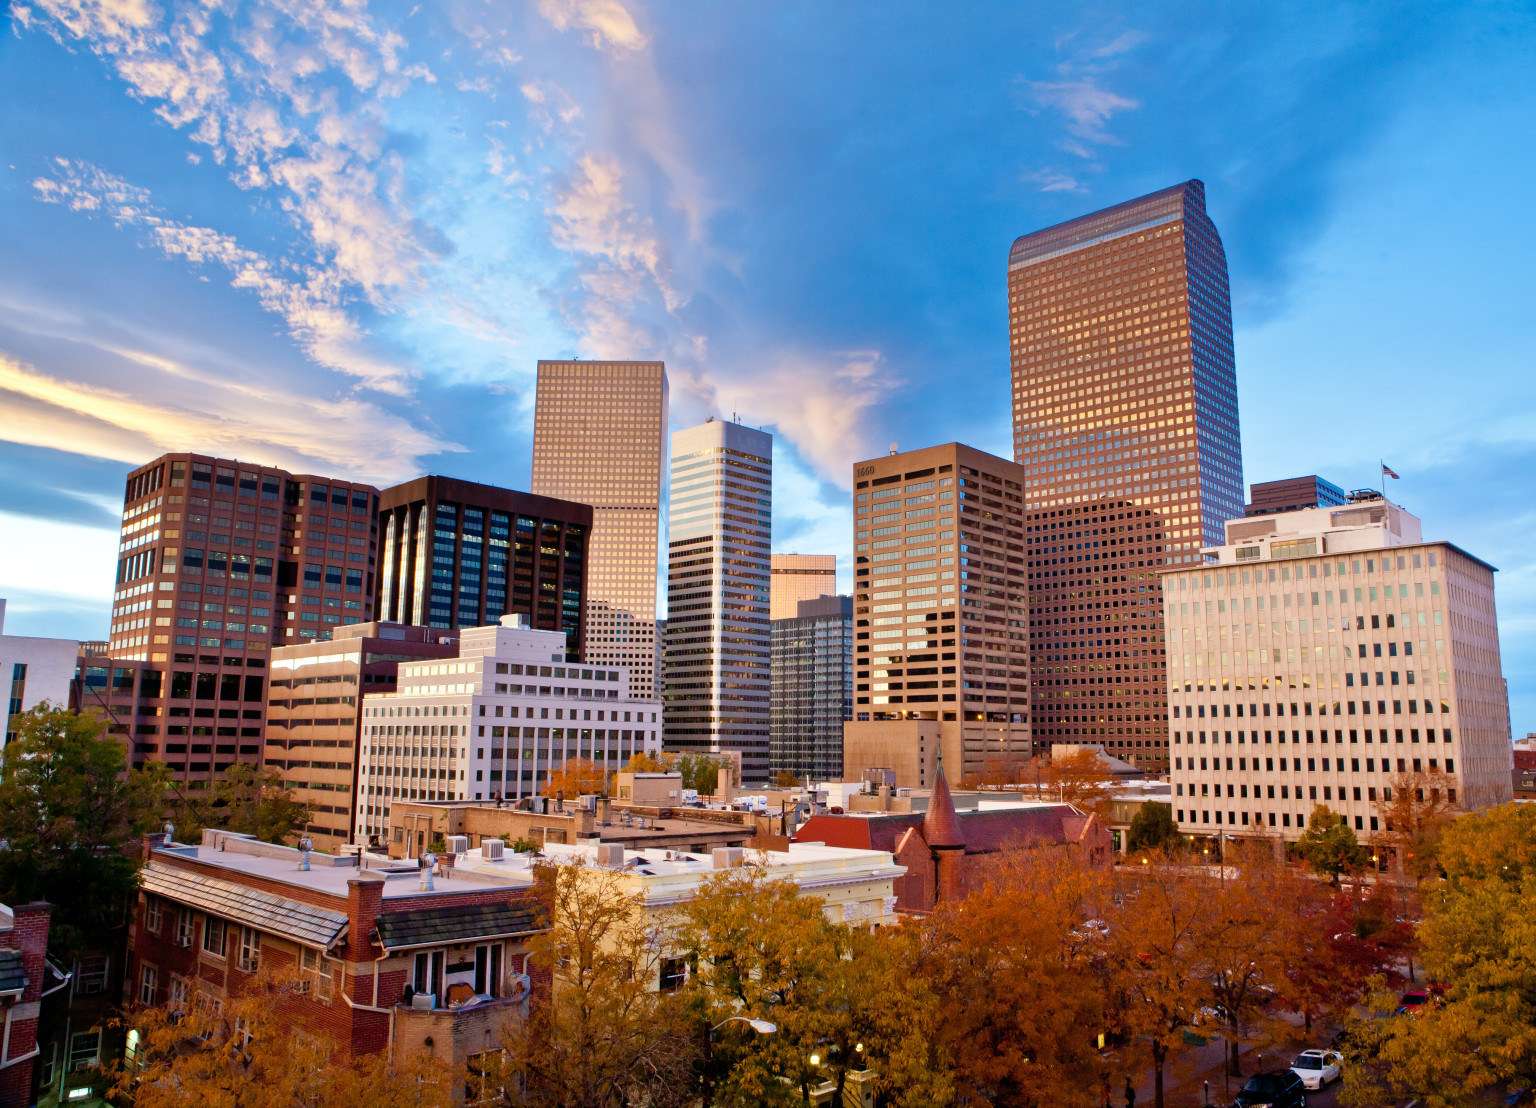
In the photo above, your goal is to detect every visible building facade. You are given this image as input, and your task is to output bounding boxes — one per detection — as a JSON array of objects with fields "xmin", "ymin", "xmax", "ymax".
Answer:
[
  {"xmin": 531, "ymin": 360, "xmax": 668, "ymax": 697},
  {"xmin": 374, "ymin": 476, "xmax": 591, "ymax": 660},
  {"xmin": 662, "ymin": 420, "xmax": 773, "ymax": 785},
  {"xmin": 1166, "ymin": 495, "xmax": 1514, "ymax": 842},
  {"xmin": 0, "ymin": 600, "xmax": 78, "ymax": 745},
  {"xmin": 851, "ymin": 443, "xmax": 1031, "ymax": 781},
  {"xmin": 1245, "ymin": 475, "xmax": 1347, "ymax": 517},
  {"xmin": 355, "ymin": 617, "xmax": 661, "ymax": 841},
  {"xmin": 267, "ymin": 623, "xmax": 461, "ymax": 847},
  {"xmin": 770, "ymin": 595, "xmax": 853, "ymax": 783},
  {"xmin": 92, "ymin": 454, "xmax": 379, "ymax": 784},
  {"xmin": 0, "ymin": 901, "xmax": 50, "ymax": 1108},
  {"xmin": 1008, "ymin": 181, "xmax": 1244, "ymax": 767},
  {"xmin": 769, "ymin": 554, "xmax": 837, "ymax": 621},
  {"xmin": 127, "ymin": 829, "xmax": 546, "ymax": 1076}
]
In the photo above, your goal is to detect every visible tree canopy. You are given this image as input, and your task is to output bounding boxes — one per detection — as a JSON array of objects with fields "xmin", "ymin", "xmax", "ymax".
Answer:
[
  {"xmin": 1126, "ymin": 801, "xmax": 1179, "ymax": 854},
  {"xmin": 1295, "ymin": 804, "xmax": 1371, "ymax": 884}
]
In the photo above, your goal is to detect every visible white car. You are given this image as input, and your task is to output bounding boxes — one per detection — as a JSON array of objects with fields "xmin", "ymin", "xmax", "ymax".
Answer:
[{"xmin": 1290, "ymin": 1049, "xmax": 1342, "ymax": 1090}]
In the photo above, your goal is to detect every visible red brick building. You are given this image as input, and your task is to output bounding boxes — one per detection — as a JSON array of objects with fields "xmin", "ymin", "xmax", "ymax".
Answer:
[
  {"xmin": 794, "ymin": 768, "xmax": 1112, "ymax": 912},
  {"xmin": 127, "ymin": 830, "xmax": 545, "ymax": 1072},
  {"xmin": 0, "ymin": 902, "xmax": 51, "ymax": 1108}
]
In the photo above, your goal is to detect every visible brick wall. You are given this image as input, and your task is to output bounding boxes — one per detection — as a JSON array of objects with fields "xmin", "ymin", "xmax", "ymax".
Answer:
[{"xmin": 0, "ymin": 903, "xmax": 51, "ymax": 1108}]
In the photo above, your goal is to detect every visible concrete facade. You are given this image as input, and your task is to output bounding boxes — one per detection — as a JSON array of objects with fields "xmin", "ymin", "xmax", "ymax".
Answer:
[
  {"xmin": 0, "ymin": 600, "xmax": 78, "ymax": 746},
  {"xmin": 1166, "ymin": 495, "xmax": 1513, "ymax": 842}
]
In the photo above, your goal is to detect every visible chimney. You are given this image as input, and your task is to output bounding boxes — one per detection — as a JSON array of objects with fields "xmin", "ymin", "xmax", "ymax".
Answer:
[
  {"xmin": 418, "ymin": 853, "xmax": 436, "ymax": 892},
  {"xmin": 345, "ymin": 872, "xmax": 386, "ymax": 962}
]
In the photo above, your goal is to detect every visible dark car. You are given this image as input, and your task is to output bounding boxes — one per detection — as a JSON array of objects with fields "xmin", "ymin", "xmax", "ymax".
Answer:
[{"xmin": 1232, "ymin": 1070, "xmax": 1307, "ymax": 1108}]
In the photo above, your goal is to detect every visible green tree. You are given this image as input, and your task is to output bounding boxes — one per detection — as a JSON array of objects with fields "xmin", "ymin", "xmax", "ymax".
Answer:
[
  {"xmin": 1296, "ymin": 805, "xmax": 1370, "ymax": 885},
  {"xmin": 1126, "ymin": 801, "xmax": 1179, "ymax": 854},
  {"xmin": 1339, "ymin": 803, "xmax": 1536, "ymax": 1108},
  {"xmin": 0, "ymin": 705, "xmax": 166, "ymax": 953},
  {"xmin": 171, "ymin": 763, "xmax": 311, "ymax": 844},
  {"xmin": 673, "ymin": 753, "xmax": 736, "ymax": 795}
]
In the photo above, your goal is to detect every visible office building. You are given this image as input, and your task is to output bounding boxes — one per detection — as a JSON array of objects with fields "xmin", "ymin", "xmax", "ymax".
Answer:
[
  {"xmin": 662, "ymin": 419, "xmax": 773, "ymax": 785},
  {"xmin": 770, "ymin": 595, "xmax": 853, "ymax": 782},
  {"xmin": 769, "ymin": 554, "xmax": 837, "ymax": 620},
  {"xmin": 1008, "ymin": 181, "xmax": 1244, "ymax": 766},
  {"xmin": 531, "ymin": 360, "xmax": 668, "ymax": 696},
  {"xmin": 356, "ymin": 616, "xmax": 661, "ymax": 841},
  {"xmin": 0, "ymin": 599, "xmax": 78, "ymax": 745},
  {"xmin": 851, "ymin": 443, "xmax": 1031, "ymax": 780},
  {"xmin": 374, "ymin": 476, "xmax": 591, "ymax": 660},
  {"xmin": 1245, "ymin": 475, "xmax": 1347, "ymax": 516},
  {"xmin": 94, "ymin": 453, "xmax": 378, "ymax": 783},
  {"xmin": 1166, "ymin": 493, "xmax": 1514, "ymax": 843},
  {"xmin": 266, "ymin": 622, "xmax": 460, "ymax": 846}
]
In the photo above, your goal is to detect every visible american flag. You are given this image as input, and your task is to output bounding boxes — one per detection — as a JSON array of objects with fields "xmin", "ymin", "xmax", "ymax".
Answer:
[{"xmin": 1381, "ymin": 463, "xmax": 1400, "ymax": 480}]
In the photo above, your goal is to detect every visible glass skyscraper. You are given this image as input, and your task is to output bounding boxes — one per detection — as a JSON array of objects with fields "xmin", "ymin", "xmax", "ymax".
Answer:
[
  {"xmin": 770, "ymin": 594, "xmax": 852, "ymax": 783},
  {"xmin": 1008, "ymin": 180, "xmax": 1243, "ymax": 769},
  {"xmin": 662, "ymin": 419, "xmax": 772, "ymax": 785},
  {"xmin": 530, "ymin": 360, "xmax": 668, "ymax": 697}
]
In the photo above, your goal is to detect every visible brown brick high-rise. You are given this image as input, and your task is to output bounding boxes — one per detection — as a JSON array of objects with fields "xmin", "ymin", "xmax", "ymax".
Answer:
[{"xmin": 1008, "ymin": 181, "xmax": 1244, "ymax": 771}]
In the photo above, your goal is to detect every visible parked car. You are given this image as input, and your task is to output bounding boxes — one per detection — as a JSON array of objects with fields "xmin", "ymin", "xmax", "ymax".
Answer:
[
  {"xmin": 1289, "ymin": 1050, "xmax": 1342, "ymax": 1090},
  {"xmin": 1232, "ymin": 1070, "xmax": 1307, "ymax": 1108}
]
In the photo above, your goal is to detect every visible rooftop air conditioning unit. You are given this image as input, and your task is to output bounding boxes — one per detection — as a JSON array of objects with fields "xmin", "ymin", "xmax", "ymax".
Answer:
[
  {"xmin": 483, "ymin": 839, "xmax": 506, "ymax": 862},
  {"xmin": 445, "ymin": 835, "xmax": 469, "ymax": 855}
]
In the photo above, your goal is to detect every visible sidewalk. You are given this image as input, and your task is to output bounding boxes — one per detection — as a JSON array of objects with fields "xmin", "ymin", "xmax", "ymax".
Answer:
[{"xmin": 1128, "ymin": 1017, "xmax": 1338, "ymax": 1108}]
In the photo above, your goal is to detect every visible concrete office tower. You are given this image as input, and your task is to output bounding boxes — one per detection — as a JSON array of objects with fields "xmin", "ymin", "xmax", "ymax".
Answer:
[
  {"xmin": 663, "ymin": 419, "xmax": 772, "ymax": 785},
  {"xmin": 531, "ymin": 360, "xmax": 668, "ymax": 697},
  {"xmin": 1009, "ymin": 181, "xmax": 1243, "ymax": 767},
  {"xmin": 91, "ymin": 453, "xmax": 378, "ymax": 783},
  {"xmin": 356, "ymin": 616, "xmax": 662, "ymax": 841},
  {"xmin": 0, "ymin": 599, "xmax": 78, "ymax": 745},
  {"xmin": 770, "ymin": 595, "xmax": 853, "ymax": 782},
  {"xmin": 1245, "ymin": 475, "xmax": 1347, "ymax": 517},
  {"xmin": 770, "ymin": 554, "xmax": 838, "ymax": 620},
  {"xmin": 268, "ymin": 622, "xmax": 460, "ymax": 846},
  {"xmin": 850, "ymin": 443, "xmax": 1031, "ymax": 781},
  {"xmin": 375, "ymin": 476, "xmax": 591, "ymax": 660},
  {"xmin": 1166, "ymin": 492, "xmax": 1513, "ymax": 845}
]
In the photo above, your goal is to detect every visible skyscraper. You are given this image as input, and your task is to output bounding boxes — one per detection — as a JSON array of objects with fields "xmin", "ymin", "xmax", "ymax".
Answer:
[
  {"xmin": 531, "ymin": 360, "xmax": 668, "ymax": 696},
  {"xmin": 662, "ymin": 419, "xmax": 772, "ymax": 785},
  {"xmin": 92, "ymin": 453, "xmax": 379, "ymax": 784},
  {"xmin": 850, "ymin": 443, "xmax": 1032, "ymax": 780},
  {"xmin": 1008, "ymin": 180, "xmax": 1243, "ymax": 767},
  {"xmin": 374, "ymin": 476, "xmax": 591, "ymax": 659},
  {"xmin": 769, "ymin": 554, "xmax": 837, "ymax": 620},
  {"xmin": 770, "ymin": 595, "xmax": 853, "ymax": 782}
]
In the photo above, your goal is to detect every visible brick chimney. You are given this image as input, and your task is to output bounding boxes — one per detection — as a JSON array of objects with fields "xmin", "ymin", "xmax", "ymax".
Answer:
[{"xmin": 345, "ymin": 872, "xmax": 386, "ymax": 963}]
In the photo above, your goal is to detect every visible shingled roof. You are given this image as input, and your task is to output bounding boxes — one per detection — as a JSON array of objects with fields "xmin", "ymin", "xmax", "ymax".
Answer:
[
  {"xmin": 796, "ymin": 803, "xmax": 1091, "ymax": 856},
  {"xmin": 922, "ymin": 768, "xmax": 965, "ymax": 849},
  {"xmin": 0, "ymin": 950, "xmax": 26, "ymax": 996},
  {"xmin": 375, "ymin": 901, "xmax": 545, "ymax": 951}
]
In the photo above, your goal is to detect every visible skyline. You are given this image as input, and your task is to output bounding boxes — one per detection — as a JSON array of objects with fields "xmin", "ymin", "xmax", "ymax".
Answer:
[{"xmin": 0, "ymin": 1, "xmax": 1531, "ymax": 734}]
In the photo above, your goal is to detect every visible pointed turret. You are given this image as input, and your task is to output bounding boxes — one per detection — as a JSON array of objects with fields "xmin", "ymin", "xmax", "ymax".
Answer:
[{"xmin": 922, "ymin": 753, "xmax": 965, "ymax": 850}]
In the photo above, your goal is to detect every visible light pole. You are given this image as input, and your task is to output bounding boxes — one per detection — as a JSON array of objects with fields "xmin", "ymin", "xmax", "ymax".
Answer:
[{"xmin": 705, "ymin": 1016, "xmax": 776, "ymax": 1106}]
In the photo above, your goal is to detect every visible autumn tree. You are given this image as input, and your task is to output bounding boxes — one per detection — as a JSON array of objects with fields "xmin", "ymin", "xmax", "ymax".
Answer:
[
  {"xmin": 544, "ymin": 757, "xmax": 611, "ymax": 800},
  {"xmin": 170, "ymin": 763, "xmax": 311, "ymax": 845},
  {"xmin": 673, "ymin": 866, "xmax": 947, "ymax": 1108},
  {"xmin": 0, "ymin": 705, "xmax": 166, "ymax": 952},
  {"xmin": 1108, "ymin": 852, "xmax": 1211, "ymax": 1108},
  {"xmin": 487, "ymin": 861, "xmax": 696, "ymax": 1108},
  {"xmin": 1280, "ymin": 883, "xmax": 1408, "ymax": 1032},
  {"xmin": 1048, "ymin": 747, "xmax": 1118, "ymax": 818},
  {"xmin": 1296, "ymin": 804, "xmax": 1371, "ymax": 885},
  {"xmin": 773, "ymin": 769, "xmax": 800, "ymax": 787},
  {"xmin": 114, "ymin": 970, "xmax": 455, "ymax": 1108},
  {"xmin": 917, "ymin": 845, "xmax": 1114, "ymax": 1107},
  {"xmin": 1373, "ymin": 770, "xmax": 1458, "ymax": 884},
  {"xmin": 1126, "ymin": 801, "xmax": 1179, "ymax": 854},
  {"xmin": 1340, "ymin": 803, "xmax": 1536, "ymax": 1108},
  {"xmin": 960, "ymin": 756, "xmax": 1031, "ymax": 791},
  {"xmin": 625, "ymin": 751, "xmax": 676, "ymax": 773}
]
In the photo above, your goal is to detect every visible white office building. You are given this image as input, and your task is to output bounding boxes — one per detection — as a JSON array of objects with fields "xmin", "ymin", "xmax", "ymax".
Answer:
[
  {"xmin": 662, "ymin": 419, "xmax": 773, "ymax": 785},
  {"xmin": 356, "ymin": 616, "xmax": 662, "ymax": 840},
  {"xmin": 1166, "ymin": 493, "xmax": 1513, "ymax": 843},
  {"xmin": 0, "ymin": 599, "xmax": 79, "ymax": 745}
]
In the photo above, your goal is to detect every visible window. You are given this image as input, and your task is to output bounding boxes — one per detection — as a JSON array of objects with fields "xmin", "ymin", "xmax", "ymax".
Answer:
[
  {"xmin": 75, "ymin": 955, "xmax": 109, "ymax": 996},
  {"xmin": 203, "ymin": 916, "xmax": 226, "ymax": 956},
  {"xmin": 238, "ymin": 927, "xmax": 261, "ymax": 972},
  {"xmin": 145, "ymin": 897, "xmax": 163, "ymax": 935},
  {"xmin": 168, "ymin": 975, "xmax": 190, "ymax": 1015},
  {"xmin": 176, "ymin": 907, "xmax": 195, "ymax": 947},
  {"xmin": 68, "ymin": 1030, "xmax": 101, "ymax": 1071},
  {"xmin": 138, "ymin": 964, "xmax": 158, "ymax": 1006},
  {"xmin": 659, "ymin": 957, "xmax": 687, "ymax": 992}
]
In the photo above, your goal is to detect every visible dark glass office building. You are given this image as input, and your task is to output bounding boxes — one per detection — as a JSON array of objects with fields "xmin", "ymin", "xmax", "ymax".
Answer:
[
  {"xmin": 375, "ymin": 476, "xmax": 591, "ymax": 659},
  {"xmin": 1008, "ymin": 180, "xmax": 1244, "ymax": 769},
  {"xmin": 770, "ymin": 595, "xmax": 853, "ymax": 783}
]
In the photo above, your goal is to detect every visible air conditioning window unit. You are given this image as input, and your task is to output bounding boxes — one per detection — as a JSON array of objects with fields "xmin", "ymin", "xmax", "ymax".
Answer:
[{"xmin": 483, "ymin": 839, "xmax": 505, "ymax": 862}]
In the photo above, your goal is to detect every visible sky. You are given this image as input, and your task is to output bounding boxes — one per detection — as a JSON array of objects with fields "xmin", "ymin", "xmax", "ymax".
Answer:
[{"xmin": 0, "ymin": 0, "xmax": 1532, "ymax": 733}]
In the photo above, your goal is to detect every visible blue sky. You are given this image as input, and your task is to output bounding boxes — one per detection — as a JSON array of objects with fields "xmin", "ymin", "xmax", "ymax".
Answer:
[{"xmin": 1, "ymin": 1, "xmax": 1532, "ymax": 734}]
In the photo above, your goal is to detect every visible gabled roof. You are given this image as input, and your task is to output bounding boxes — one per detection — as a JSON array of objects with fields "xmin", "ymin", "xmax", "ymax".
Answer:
[
  {"xmin": 142, "ymin": 862, "xmax": 349, "ymax": 950},
  {"xmin": 375, "ymin": 901, "xmax": 544, "ymax": 951},
  {"xmin": 0, "ymin": 950, "xmax": 25, "ymax": 996}
]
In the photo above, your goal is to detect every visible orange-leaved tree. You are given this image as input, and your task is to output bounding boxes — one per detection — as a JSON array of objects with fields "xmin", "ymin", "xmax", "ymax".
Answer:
[{"xmin": 544, "ymin": 757, "xmax": 611, "ymax": 799}]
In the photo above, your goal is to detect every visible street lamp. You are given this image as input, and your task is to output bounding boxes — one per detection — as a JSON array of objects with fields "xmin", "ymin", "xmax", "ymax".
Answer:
[{"xmin": 711, "ymin": 1016, "xmax": 777, "ymax": 1037}]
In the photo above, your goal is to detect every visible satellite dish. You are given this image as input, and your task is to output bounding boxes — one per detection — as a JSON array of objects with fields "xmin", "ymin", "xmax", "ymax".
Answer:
[{"xmin": 889, "ymin": 442, "xmax": 898, "ymax": 456}]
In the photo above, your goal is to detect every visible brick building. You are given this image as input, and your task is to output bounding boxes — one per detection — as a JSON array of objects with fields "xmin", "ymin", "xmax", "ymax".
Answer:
[
  {"xmin": 0, "ymin": 902, "xmax": 51, "ymax": 1108},
  {"xmin": 127, "ymin": 830, "xmax": 545, "ymax": 1072}
]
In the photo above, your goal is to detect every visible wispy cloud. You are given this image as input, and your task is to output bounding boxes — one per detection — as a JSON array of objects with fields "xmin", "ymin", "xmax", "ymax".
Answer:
[
  {"xmin": 1020, "ymin": 27, "xmax": 1144, "ymax": 191},
  {"xmin": 535, "ymin": 0, "xmax": 647, "ymax": 55}
]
